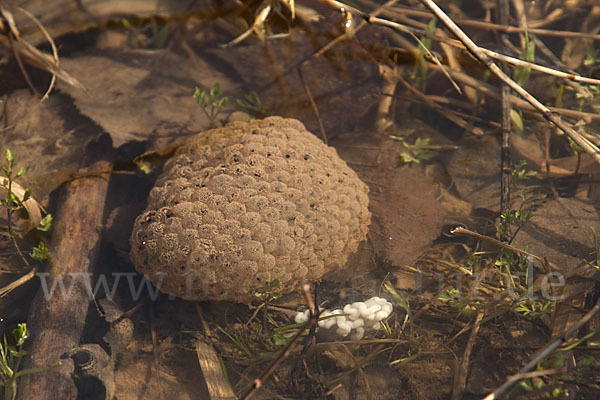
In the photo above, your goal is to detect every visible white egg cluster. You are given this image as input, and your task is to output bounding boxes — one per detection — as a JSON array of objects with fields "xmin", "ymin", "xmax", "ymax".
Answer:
[{"xmin": 294, "ymin": 297, "xmax": 393, "ymax": 341}]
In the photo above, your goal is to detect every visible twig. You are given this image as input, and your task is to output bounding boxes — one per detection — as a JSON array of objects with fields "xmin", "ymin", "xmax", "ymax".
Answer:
[
  {"xmin": 498, "ymin": 0, "xmax": 511, "ymax": 221},
  {"xmin": 0, "ymin": 266, "xmax": 35, "ymax": 297},
  {"xmin": 318, "ymin": 0, "xmax": 600, "ymax": 86},
  {"xmin": 7, "ymin": 33, "xmax": 37, "ymax": 95},
  {"xmin": 386, "ymin": 4, "xmax": 600, "ymax": 39},
  {"xmin": 290, "ymin": 284, "xmax": 319, "ymax": 391},
  {"xmin": 451, "ymin": 311, "xmax": 483, "ymax": 400},
  {"xmin": 450, "ymin": 226, "xmax": 548, "ymax": 268},
  {"xmin": 426, "ymin": 63, "xmax": 600, "ymax": 122},
  {"xmin": 396, "ymin": 74, "xmax": 483, "ymax": 135},
  {"xmin": 482, "ymin": 298, "xmax": 600, "ymax": 400}
]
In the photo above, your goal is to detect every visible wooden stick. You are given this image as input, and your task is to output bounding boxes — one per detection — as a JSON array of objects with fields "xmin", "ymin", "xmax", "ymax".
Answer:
[
  {"xmin": 16, "ymin": 136, "xmax": 113, "ymax": 400},
  {"xmin": 498, "ymin": 0, "xmax": 512, "ymax": 220},
  {"xmin": 196, "ymin": 341, "xmax": 237, "ymax": 400}
]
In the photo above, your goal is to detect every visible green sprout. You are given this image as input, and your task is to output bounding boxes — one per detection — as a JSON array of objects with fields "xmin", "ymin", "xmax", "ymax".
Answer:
[
  {"xmin": 513, "ymin": 299, "xmax": 554, "ymax": 318},
  {"xmin": 411, "ymin": 19, "xmax": 437, "ymax": 91},
  {"xmin": 30, "ymin": 242, "xmax": 50, "ymax": 261},
  {"xmin": 513, "ymin": 32, "xmax": 535, "ymax": 86},
  {"xmin": 437, "ymin": 288, "xmax": 478, "ymax": 319},
  {"xmin": 510, "ymin": 33, "xmax": 536, "ymax": 131},
  {"xmin": 193, "ymin": 84, "xmax": 229, "ymax": 125},
  {"xmin": 496, "ymin": 208, "xmax": 532, "ymax": 243},
  {"xmin": 0, "ymin": 323, "xmax": 59, "ymax": 400},
  {"xmin": 584, "ymin": 44, "xmax": 600, "ymax": 67},
  {"xmin": 1, "ymin": 150, "xmax": 52, "ymax": 266},
  {"xmin": 398, "ymin": 137, "xmax": 436, "ymax": 164}
]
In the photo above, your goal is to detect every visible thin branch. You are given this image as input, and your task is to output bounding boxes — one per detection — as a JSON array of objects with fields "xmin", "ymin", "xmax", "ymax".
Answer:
[{"xmin": 387, "ymin": 4, "xmax": 600, "ymax": 39}]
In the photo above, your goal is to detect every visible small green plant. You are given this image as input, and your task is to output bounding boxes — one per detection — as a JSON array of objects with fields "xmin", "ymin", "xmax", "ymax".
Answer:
[
  {"xmin": 253, "ymin": 279, "xmax": 282, "ymax": 340},
  {"xmin": 513, "ymin": 299, "xmax": 554, "ymax": 317},
  {"xmin": 236, "ymin": 91, "xmax": 267, "ymax": 119},
  {"xmin": 584, "ymin": 44, "xmax": 600, "ymax": 67},
  {"xmin": 496, "ymin": 208, "xmax": 532, "ymax": 242},
  {"xmin": 510, "ymin": 33, "xmax": 535, "ymax": 131},
  {"xmin": 1, "ymin": 150, "xmax": 52, "ymax": 266},
  {"xmin": 591, "ymin": 228, "xmax": 600, "ymax": 271},
  {"xmin": 399, "ymin": 137, "xmax": 436, "ymax": 164},
  {"xmin": 411, "ymin": 19, "xmax": 437, "ymax": 91},
  {"xmin": 29, "ymin": 241, "xmax": 50, "ymax": 261},
  {"xmin": 437, "ymin": 288, "xmax": 478, "ymax": 318},
  {"xmin": 0, "ymin": 322, "xmax": 58, "ymax": 400},
  {"xmin": 193, "ymin": 84, "xmax": 229, "ymax": 125},
  {"xmin": 513, "ymin": 32, "xmax": 535, "ymax": 87},
  {"xmin": 121, "ymin": 16, "xmax": 171, "ymax": 48},
  {"xmin": 510, "ymin": 160, "xmax": 537, "ymax": 182},
  {"xmin": 0, "ymin": 323, "xmax": 27, "ymax": 400}
]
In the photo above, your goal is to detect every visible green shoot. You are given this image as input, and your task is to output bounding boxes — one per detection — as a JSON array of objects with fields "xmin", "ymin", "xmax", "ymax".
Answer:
[
  {"xmin": 30, "ymin": 242, "xmax": 50, "ymax": 261},
  {"xmin": 193, "ymin": 84, "xmax": 229, "ymax": 125},
  {"xmin": 513, "ymin": 31, "xmax": 535, "ymax": 86},
  {"xmin": 411, "ymin": 19, "xmax": 437, "ymax": 91},
  {"xmin": 584, "ymin": 44, "xmax": 600, "ymax": 67},
  {"xmin": 0, "ymin": 323, "xmax": 59, "ymax": 400},
  {"xmin": 399, "ymin": 137, "xmax": 436, "ymax": 164},
  {"xmin": 1, "ymin": 150, "xmax": 52, "ymax": 267},
  {"xmin": 37, "ymin": 214, "xmax": 52, "ymax": 232},
  {"xmin": 510, "ymin": 32, "xmax": 535, "ymax": 132},
  {"xmin": 496, "ymin": 208, "xmax": 532, "ymax": 242},
  {"xmin": 513, "ymin": 299, "xmax": 554, "ymax": 317},
  {"xmin": 253, "ymin": 279, "xmax": 282, "ymax": 335}
]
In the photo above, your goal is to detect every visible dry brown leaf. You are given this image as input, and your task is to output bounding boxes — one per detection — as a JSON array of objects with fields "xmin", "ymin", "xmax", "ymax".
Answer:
[
  {"xmin": 56, "ymin": 49, "xmax": 241, "ymax": 147},
  {"xmin": 0, "ymin": 176, "xmax": 43, "ymax": 231}
]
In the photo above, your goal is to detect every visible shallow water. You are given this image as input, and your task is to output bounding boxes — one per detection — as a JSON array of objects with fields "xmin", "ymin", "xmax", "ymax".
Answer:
[{"xmin": 1, "ymin": 0, "xmax": 600, "ymax": 399}]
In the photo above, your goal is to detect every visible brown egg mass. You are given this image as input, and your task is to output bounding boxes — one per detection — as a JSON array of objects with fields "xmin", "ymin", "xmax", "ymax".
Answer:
[{"xmin": 130, "ymin": 117, "xmax": 371, "ymax": 302}]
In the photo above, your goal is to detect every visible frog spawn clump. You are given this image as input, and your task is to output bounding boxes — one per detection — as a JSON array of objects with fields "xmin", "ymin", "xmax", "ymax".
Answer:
[
  {"xmin": 294, "ymin": 297, "xmax": 393, "ymax": 340},
  {"xmin": 130, "ymin": 117, "xmax": 371, "ymax": 302}
]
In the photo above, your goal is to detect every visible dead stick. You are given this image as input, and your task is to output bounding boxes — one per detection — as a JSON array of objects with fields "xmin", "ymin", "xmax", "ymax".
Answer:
[
  {"xmin": 17, "ymin": 135, "xmax": 113, "ymax": 400},
  {"xmin": 498, "ymin": 0, "xmax": 512, "ymax": 223},
  {"xmin": 451, "ymin": 311, "xmax": 483, "ymax": 400}
]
